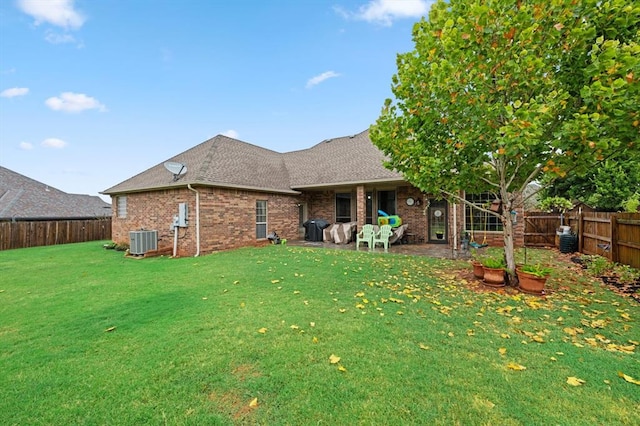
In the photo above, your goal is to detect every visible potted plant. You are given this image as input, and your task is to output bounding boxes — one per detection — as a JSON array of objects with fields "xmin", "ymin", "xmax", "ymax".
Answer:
[
  {"xmin": 470, "ymin": 248, "xmax": 484, "ymax": 279},
  {"xmin": 482, "ymin": 256, "xmax": 506, "ymax": 287},
  {"xmin": 516, "ymin": 263, "xmax": 553, "ymax": 295}
]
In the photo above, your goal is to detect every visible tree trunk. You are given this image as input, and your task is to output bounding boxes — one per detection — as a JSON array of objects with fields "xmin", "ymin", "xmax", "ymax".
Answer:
[{"xmin": 502, "ymin": 212, "xmax": 516, "ymax": 285}]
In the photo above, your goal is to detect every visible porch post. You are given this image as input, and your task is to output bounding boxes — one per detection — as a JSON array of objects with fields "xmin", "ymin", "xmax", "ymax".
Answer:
[{"xmin": 356, "ymin": 185, "xmax": 365, "ymax": 229}]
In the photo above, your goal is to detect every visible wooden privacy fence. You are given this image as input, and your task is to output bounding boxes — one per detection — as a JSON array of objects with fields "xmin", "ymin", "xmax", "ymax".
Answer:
[
  {"xmin": 0, "ymin": 218, "xmax": 112, "ymax": 251},
  {"xmin": 523, "ymin": 212, "xmax": 562, "ymax": 247},
  {"xmin": 579, "ymin": 212, "xmax": 640, "ymax": 269},
  {"xmin": 523, "ymin": 211, "xmax": 640, "ymax": 269}
]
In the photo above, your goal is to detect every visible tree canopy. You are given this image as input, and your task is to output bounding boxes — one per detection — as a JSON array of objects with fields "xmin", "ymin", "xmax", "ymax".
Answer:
[
  {"xmin": 541, "ymin": 149, "xmax": 640, "ymax": 211},
  {"xmin": 371, "ymin": 0, "xmax": 639, "ymax": 274}
]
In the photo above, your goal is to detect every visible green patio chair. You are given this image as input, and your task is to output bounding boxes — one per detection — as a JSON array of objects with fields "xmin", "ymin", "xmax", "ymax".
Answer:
[
  {"xmin": 372, "ymin": 224, "xmax": 393, "ymax": 251},
  {"xmin": 356, "ymin": 224, "xmax": 375, "ymax": 250}
]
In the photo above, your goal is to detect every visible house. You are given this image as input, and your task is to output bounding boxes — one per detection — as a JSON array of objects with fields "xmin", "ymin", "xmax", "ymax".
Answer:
[
  {"xmin": 102, "ymin": 130, "xmax": 524, "ymax": 256},
  {"xmin": 0, "ymin": 166, "xmax": 111, "ymax": 220}
]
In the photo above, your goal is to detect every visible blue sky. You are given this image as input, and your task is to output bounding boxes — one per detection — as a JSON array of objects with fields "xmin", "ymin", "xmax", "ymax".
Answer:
[{"xmin": 1, "ymin": 0, "xmax": 433, "ymax": 201}]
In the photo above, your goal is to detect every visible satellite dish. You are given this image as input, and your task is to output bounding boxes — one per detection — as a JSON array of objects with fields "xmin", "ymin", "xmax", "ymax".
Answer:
[{"xmin": 164, "ymin": 161, "xmax": 187, "ymax": 181}]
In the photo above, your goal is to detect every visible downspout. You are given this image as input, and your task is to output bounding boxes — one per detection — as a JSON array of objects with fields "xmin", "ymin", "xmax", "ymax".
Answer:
[
  {"xmin": 453, "ymin": 202, "xmax": 458, "ymax": 251},
  {"xmin": 187, "ymin": 184, "xmax": 200, "ymax": 257}
]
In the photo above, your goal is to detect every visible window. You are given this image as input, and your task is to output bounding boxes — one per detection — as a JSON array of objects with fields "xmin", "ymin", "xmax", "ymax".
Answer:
[
  {"xmin": 465, "ymin": 193, "xmax": 503, "ymax": 232},
  {"xmin": 117, "ymin": 196, "xmax": 127, "ymax": 218},
  {"xmin": 256, "ymin": 200, "xmax": 267, "ymax": 239},
  {"xmin": 335, "ymin": 192, "xmax": 352, "ymax": 223},
  {"xmin": 377, "ymin": 190, "xmax": 396, "ymax": 216}
]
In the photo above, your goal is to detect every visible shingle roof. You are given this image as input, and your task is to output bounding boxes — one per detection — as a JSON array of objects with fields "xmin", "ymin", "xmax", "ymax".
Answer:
[
  {"xmin": 283, "ymin": 130, "xmax": 403, "ymax": 188},
  {"xmin": 102, "ymin": 130, "xmax": 403, "ymax": 195},
  {"xmin": 103, "ymin": 135, "xmax": 295, "ymax": 194},
  {"xmin": 0, "ymin": 166, "xmax": 112, "ymax": 220}
]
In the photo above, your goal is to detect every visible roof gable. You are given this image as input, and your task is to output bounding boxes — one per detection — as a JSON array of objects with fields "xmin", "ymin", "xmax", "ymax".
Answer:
[{"xmin": 284, "ymin": 130, "xmax": 403, "ymax": 188}]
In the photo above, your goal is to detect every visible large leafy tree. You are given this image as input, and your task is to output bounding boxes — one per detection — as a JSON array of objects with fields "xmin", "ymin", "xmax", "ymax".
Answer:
[
  {"xmin": 371, "ymin": 0, "xmax": 639, "ymax": 278},
  {"xmin": 541, "ymin": 149, "xmax": 640, "ymax": 211}
]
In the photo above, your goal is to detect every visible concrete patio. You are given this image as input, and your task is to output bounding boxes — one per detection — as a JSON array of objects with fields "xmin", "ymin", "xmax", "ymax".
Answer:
[{"xmin": 285, "ymin": 239, "xmax": 472, "ymax": 260}]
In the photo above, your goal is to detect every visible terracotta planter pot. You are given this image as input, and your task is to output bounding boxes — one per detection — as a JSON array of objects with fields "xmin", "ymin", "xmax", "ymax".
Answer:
[
  {"xmin": 517, "ymin": 270, "xmax": 548, "ymax": 295},
  {"xmin": 483, "ymin": 266, "xmax": 505, "ymax": 287},
  {"xmin": 472, "ymin": 261, "xmax": 484, "ymax": 279}
]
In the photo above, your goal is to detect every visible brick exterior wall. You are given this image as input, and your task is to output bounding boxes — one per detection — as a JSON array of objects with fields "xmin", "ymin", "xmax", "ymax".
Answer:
[
  {"xmin": 110, "ymin": 184, "xmax": 525, "ymax": 256},
  {"xmin": 111, "ymin": 187, "xmax": 299, "ymax": 256},
  {"xmin": 396, "ymin": 185, "xmax": 428, "ymax": 241},
  {"xmin": 305, "ymin": 190, "xmax": 337, "ymax": 222}
]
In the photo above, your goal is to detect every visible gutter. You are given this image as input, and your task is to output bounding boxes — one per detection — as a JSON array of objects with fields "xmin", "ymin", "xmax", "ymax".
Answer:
[{"xmin": 187, "ymin": 184, "xmax": 200, "ymax": 257}]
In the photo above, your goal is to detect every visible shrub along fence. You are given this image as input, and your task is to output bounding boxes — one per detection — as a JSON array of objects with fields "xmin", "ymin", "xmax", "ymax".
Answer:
[
  {"xmin": 0, "ymin": 217, "xmax": 112, "ymax": 251},
  {"xmin": 523, "ymin": 211, "xmax": 640, "ymax": 269}
]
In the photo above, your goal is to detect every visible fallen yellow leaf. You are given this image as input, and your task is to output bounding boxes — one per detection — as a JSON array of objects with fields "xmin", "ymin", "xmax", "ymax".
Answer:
[
  {"xmin": 258, "ymin": 327, "xmax": 268, "ymax": 334},
  {"xmin": 618, "ymin": 372, "xmax": 640, "ymax": 385},
  {"xmin": 312, "ymin": 336, "xmax": 318, "ymax": 344},
  {"xmin": 249, "ymin": 397, "xmax": 258, "ymax": 408},
  {"xmin": 271, "ymin": 279, "xmax": 280, "ymax": 284},
  {"xmin": 567, "ymin": 377, "xmax": 585, "ymax": 386},
  {"xmin": 338, "ymin": 365, "xmax": 347, "ymax": 372},
  {"xmin": 105, "ymin": 326, "xmax": 116, "ymax": 332},
  {"xmin": 419, "ymin": 343, "xmax": 430, "ymax": 350},
  {"xmin": 499, "ymin": 348, "xmax": 507, "ymax": 356},
  {"xmin": 329, "ymin": 354, "xmax": 341, "ymax": 364},
  {"xmin": 507, "ymin": 362, "xmax": 527, "ymax": 371}
]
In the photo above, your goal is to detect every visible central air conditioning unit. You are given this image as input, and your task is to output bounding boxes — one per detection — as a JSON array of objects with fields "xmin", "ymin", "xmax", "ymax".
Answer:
[{"xmin": 129, "ymin": 230, "xmax": 158, "ymax": 255}]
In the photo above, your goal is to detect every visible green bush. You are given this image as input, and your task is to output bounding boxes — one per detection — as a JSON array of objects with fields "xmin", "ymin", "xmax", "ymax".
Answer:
[{"xmin": 584, "ymin": 255, "xmax": 612, "ymax": 276}]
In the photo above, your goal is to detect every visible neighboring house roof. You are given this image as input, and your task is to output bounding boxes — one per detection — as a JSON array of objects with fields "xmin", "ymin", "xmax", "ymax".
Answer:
[
  {"xmin": 0, "ymin": 166, "xmax": 112, "ymax": 220},
  {"xmin": 102, "ymin": 129, "xmax": 404, "ymax": 195}
]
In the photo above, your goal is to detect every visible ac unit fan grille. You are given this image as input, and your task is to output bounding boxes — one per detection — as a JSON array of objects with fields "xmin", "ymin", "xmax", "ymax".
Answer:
[{"xmin": 129, "ymin": 230, "xmax": 158, "ymax": 255}]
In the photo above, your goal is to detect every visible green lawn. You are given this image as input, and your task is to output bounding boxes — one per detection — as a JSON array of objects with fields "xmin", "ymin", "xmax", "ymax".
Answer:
[{"xmin": 1, "ymin": 242, "xmax": 638, "ymax": 425}]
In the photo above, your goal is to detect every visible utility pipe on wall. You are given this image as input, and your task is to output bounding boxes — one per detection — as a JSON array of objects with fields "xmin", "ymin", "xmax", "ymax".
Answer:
[
  {"xmin": 453, "ymin": 202, "xmax": 458, "ymax": 251},
  {"xmin": 187, "ymin": 184, "xmax": 200, "ymax": 257},
  {"xmin": 173, "ymin": 224, "xmax": 178, "ymax": 257}
]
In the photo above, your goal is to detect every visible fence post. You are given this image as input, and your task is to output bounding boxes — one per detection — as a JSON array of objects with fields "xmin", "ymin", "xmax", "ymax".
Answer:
[
  {"xmin": 610, "ymin": 214, "xmax": 618, "ymax": 263},
  {"xmin": 578, "ymin": 212, "xmax": 584, "ymax": 253}
]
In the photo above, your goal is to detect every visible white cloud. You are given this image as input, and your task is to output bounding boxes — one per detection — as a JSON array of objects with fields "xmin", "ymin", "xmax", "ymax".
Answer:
[
  {"xmin": 306, "ymin": 71, "xmax": 341, "ymax": 89},
  {"xmin": 19, "ymin": 141, "xmax": 34, "ymax": 150},
  {"xmin": 17, "ymin": 0, "xmax": 85, "ymax": 29},
  {"xmin": 222, "ymin": 129, "xmax": 239, "ymax": 139},
  {"xmin": 44, "ymin": 31, "xmax": 77, "ymax": 44},
  {"xmin": 45, "ymin": 92, "xmax": 106, "ymax": 113},
  {"xmin": 336, "ymin": 0, "xmax": 431, "ymax": 26},
  {"xmin": 42, "ymin": 138, "xmax": 68, "ymax": 149},
  {"xmin": 1, "ymin": 87, "xmax": 29, "ymax": 98}
]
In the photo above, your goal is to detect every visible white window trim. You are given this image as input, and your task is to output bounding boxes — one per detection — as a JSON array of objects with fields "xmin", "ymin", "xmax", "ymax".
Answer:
[{"xmin": 256, "ymin": 200, "xmax": 267, "ymax": 239}]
